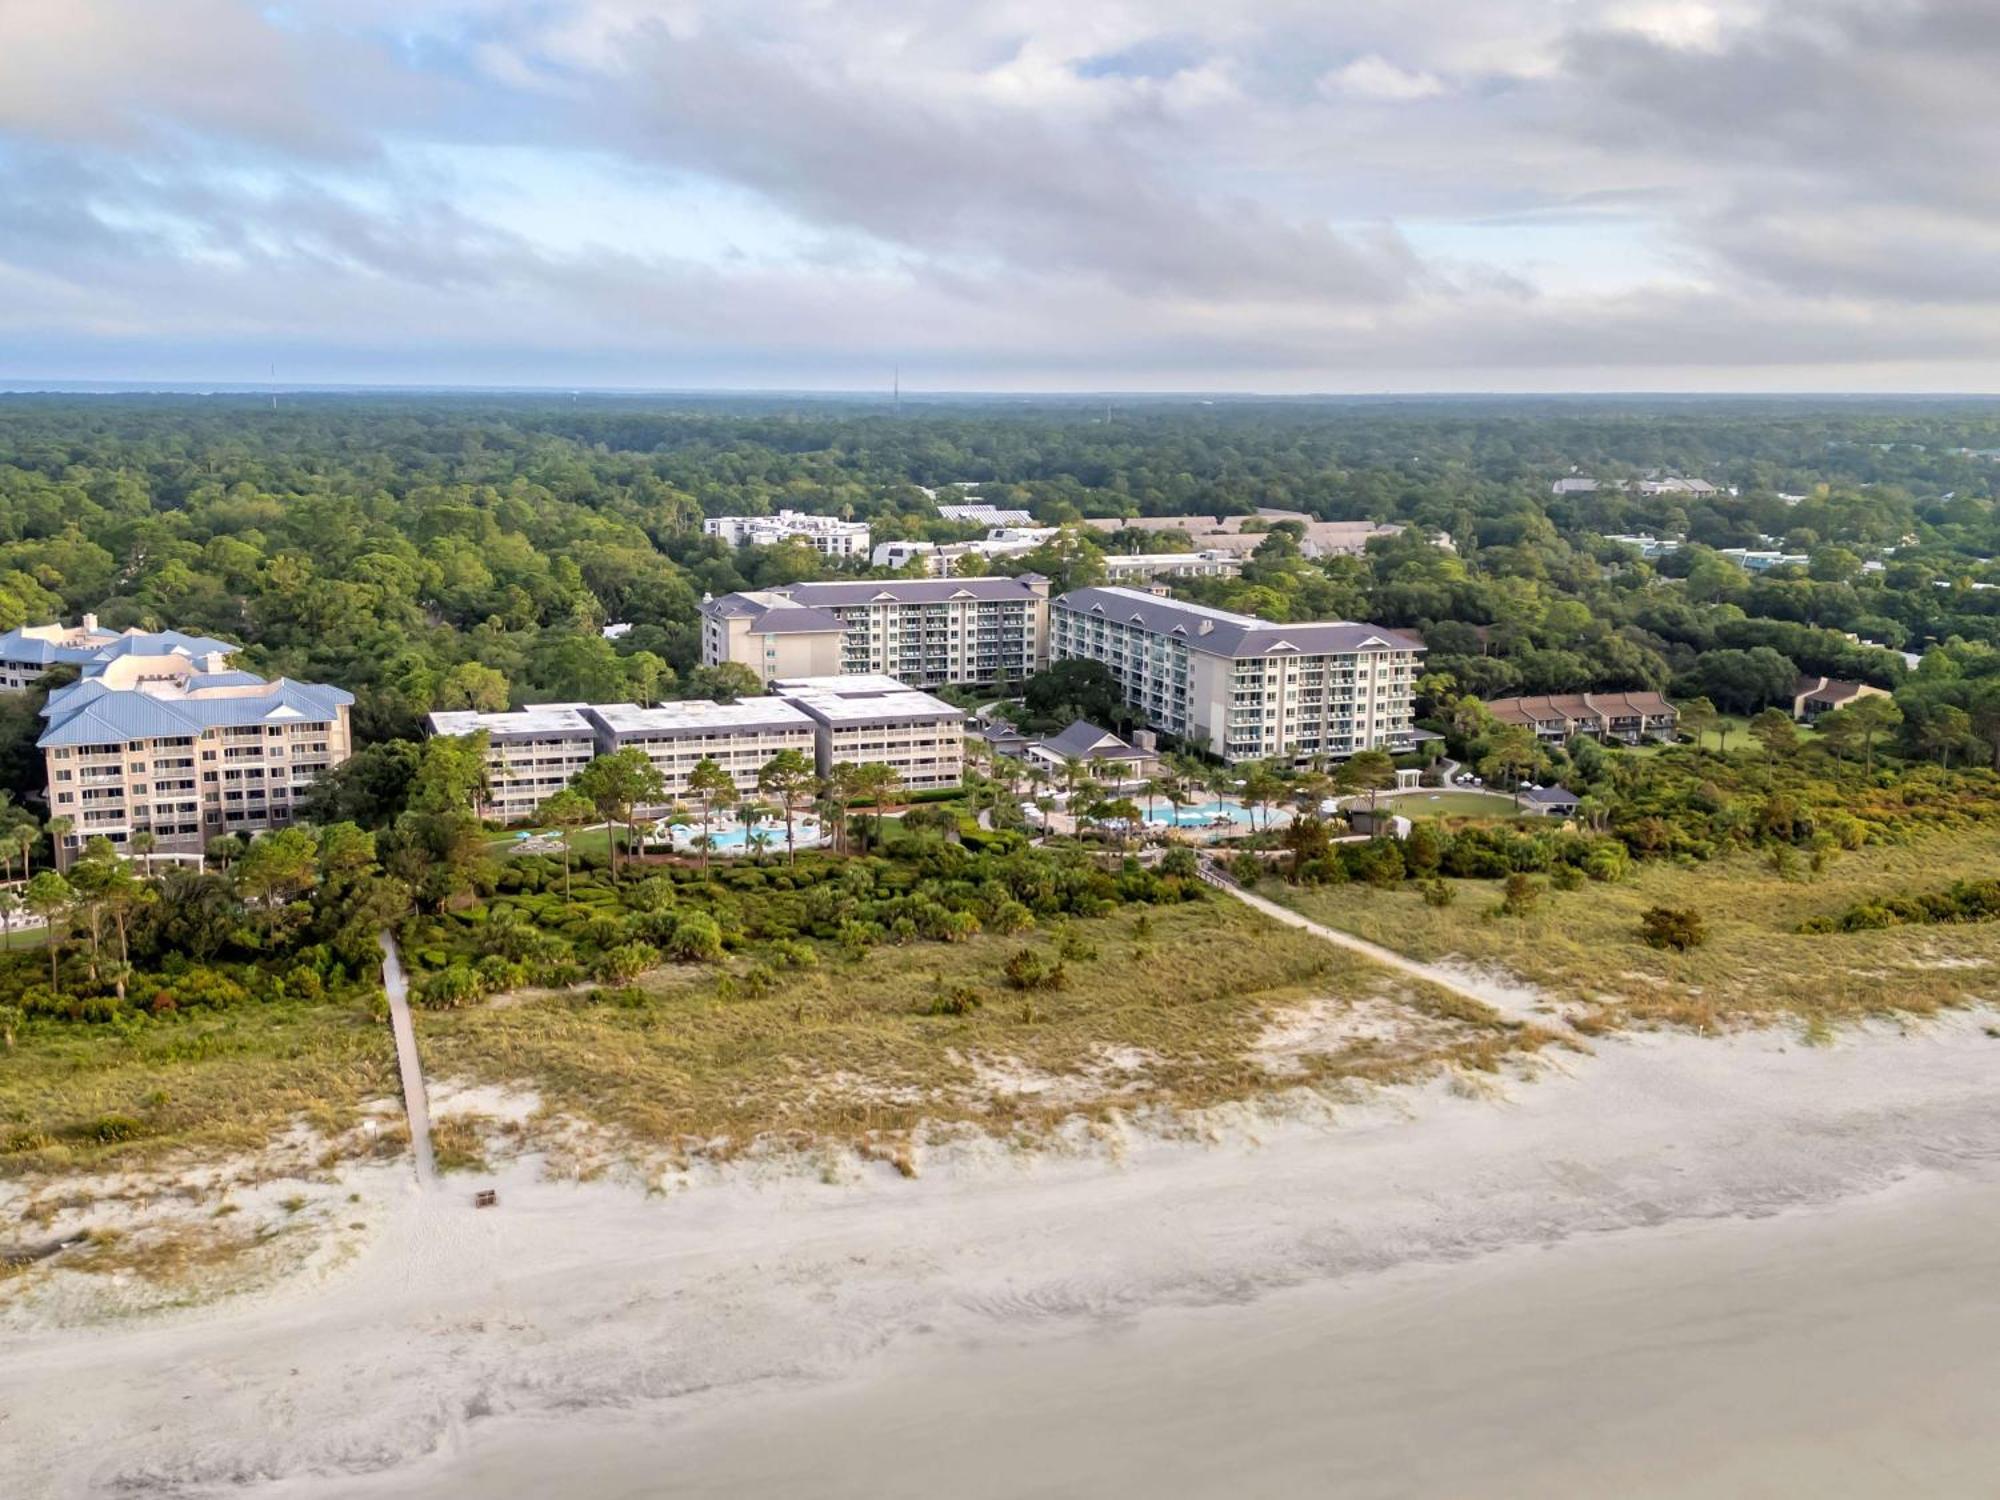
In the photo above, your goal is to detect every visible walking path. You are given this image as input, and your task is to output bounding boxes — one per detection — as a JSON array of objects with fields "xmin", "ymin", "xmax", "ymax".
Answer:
[
  {"xmin": 378, "ymin": 929, "xmax": 437, "ymax": 1187},
  {"xmin": 1198, "ymin": 861, "xmax": 1577, "ymax": 1037}
]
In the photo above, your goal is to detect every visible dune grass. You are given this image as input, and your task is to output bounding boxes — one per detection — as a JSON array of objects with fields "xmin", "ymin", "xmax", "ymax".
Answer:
[
  {"xmin": 1267, "ymin": 828, "xmax": 2000, "ymax": 1031},
  {"xmin": 0, "ymin": 1002, "xmax": 398, "ymax": 1177},
  {"xmin": 416, "ymin": 898, "xmax": 1545, "ymax": 1160}
]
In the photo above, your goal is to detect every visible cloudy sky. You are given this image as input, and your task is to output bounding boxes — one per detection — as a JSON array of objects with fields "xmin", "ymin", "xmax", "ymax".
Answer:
[{"xmin": 2, "ymin": 0, "xmax": 1995, "ymax": 391}]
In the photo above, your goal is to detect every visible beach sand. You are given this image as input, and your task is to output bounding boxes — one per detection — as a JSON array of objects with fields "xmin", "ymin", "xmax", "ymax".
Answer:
[{"xmin": 5, "ymin": 1013, "xmax": 1999, "ymax": 1498}]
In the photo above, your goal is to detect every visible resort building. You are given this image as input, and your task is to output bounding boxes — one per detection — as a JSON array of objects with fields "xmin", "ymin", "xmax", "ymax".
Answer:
[
  {"xmin": 1720, "ymin": 547, "xmax": 1810, "ymax": 573},
  {"xmin": 771, "ymin": 675, "xmax": 965, "ymax": 790},
  {"xmin": 0, "ymin": 616, "xmax": 237, "ymax": 693},
  {"xmin": 871, "ymin": 528, "xmax": 1056, "ymax": 575},
  {"xmin": 1605, "ymin": 534, "xmax": 1682, "ymax": 561},
  {"xmin": 1026, "ymin": 720, "xmax": 1159, "ymax": 783},
  {"xmin": 1049, "ymin": 586, "xmax": 1424, "ymax": 765},
  {"xmin": 702, "ymin": 511, "xmax": 872, "ymax": 558},
  {"xmin": 697, "ymin": 590, "xmax": 849, "ymax": 684},
  {"xmin": 38, "ymin": 651, "xmax": 353, "ymax": 869},
  {"xmin": 1099, "ymin": 550, "xmax": 1244, "ymax": 583},
  {"xmin": 1482, "ymin": 692, "xmax": 1680, "ymax": 744},
  {"xmin": 1790, "ymin": 676, "xmax": 1892, "ymax": 723},
  {"xmin": 1084, "ymin": 514, "xmax": 1405, "ymax": 560},
  {"xmin": 701, "ymin": 577, "xmax": 1050, "ymax": 689},
  {"xmin": 586, "ymin": 699, "xmax": 820, "ymax": 808},
  {"xmin": 425, "ymin": 704, "xmax": 599, "ymax": 824}
]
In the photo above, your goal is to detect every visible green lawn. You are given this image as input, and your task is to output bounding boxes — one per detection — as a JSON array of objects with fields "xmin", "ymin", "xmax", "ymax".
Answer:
[{"xmin": 1388, "ymin": 790, "xmax": 1526, "ymax": 818}]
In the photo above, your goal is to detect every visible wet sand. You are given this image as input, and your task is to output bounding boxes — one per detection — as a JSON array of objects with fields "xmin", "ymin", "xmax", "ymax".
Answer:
[{"xmin": 371, "ymin": 1174, "xmax": 2000, "ymax": 1499}]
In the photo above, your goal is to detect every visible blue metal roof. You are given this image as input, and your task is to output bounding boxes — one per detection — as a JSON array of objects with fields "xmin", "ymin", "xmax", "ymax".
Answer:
[
  {"xmin": 38, "ymin": 676, "xmax": 353, "ymax": 748},
  {"xmin": 0, "ymin": 625, "xmax": 238, "ymax": 671}
]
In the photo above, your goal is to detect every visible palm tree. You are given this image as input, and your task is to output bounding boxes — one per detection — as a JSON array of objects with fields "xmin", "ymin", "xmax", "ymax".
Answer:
[
  {"xmin": 0, "ymin": 888, "xmax": 17, "ymax": 955},
  {"xmin": 45, "ymin": 817, "xmax": 72, "ymax": 872},
  {"xmin": 130, "ymin": 828, "xmax": 158, "ymax": 878},
  {"xmin": 684, "ymin": 757, "xmax": 737, "ymax": 875},
  {"xmin": 22, "ymin": 871, "xmax": 72, "ymax": 992},
  {"xmin": 757, "ymin": 748, "xmax": 818, "ymax": 866},
  {"xmin": 14, "ymin": 824, "xmax": 35, "ymax": 882},
  {"xmin": 537, "ymin": 786, "xmax": 593, "ymax": 906}
]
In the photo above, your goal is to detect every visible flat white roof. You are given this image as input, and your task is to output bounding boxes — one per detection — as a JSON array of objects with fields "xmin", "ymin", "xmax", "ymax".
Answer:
[
  {"xmin": 589, "ymin": 699, "xmax": 815, "ymax": 736},
  {"xmin": 782, "ymin": 687, "xmax": 965, "ymax": 727},
  {"xmin": 768, "ymin": 673, "xmax": 912, "ymax": 696},
  {"xmin": 428, "ymin": 704, "xmax": 596, "ymax": 738}
]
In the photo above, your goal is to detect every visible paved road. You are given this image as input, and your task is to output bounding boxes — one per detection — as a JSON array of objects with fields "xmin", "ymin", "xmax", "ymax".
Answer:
[
  {"xmin": 378, "ymin": 929, "xmax": 437, "ymax": 1186},
  {"xmin": 1198, "ymin": 861, "xmax": 1571, "ymax": 1035}
]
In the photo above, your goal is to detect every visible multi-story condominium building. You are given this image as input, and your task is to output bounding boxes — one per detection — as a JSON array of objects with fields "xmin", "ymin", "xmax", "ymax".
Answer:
[
  {"xmin": 1482, "ymin": 693, "xmax": 1679, "ymax": 744},
  {"xmin": 702, "ymin": 511, "xmax": 871, "ymax": 557},
  {"xmin": 701, "ymin": 576, "xmax": 1050, "ymax": 689},
  {"xmin": 39, "ymin": 651, "xmax": 353, "ymax": 868},
  {"xmin": 425, "ymin": 704, "xmax": 599, "ymax": 824},
  {"xmin": 1084, "ymin": 514, "xmax": 1406, "ymax": 560},
  {"xmin": 1099, "ymin": 550, "xmax": 1245, "ymax": 583},
  {"xmin": 698, "ymin": 590, "xmax": 849, "ymax": 684},
  {"xmin": 770, "ymin": 675, "xmax": 965, "ymax": 789},
  {"xmin": 586, "ymin": 699, "xmax": 820, "ymax": 809},
  {"xmin": 1049, "ymin": 586, "xmax": 1423, "ymax": 765},
  {"xmin": 0, "ymin": 615, "xmax": 237, "ymax": 693}
]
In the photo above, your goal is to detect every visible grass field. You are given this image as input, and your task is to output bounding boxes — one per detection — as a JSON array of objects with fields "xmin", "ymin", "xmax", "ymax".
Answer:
[
  {"xmin": 415, "ymin": 897, "xmax": 1549, "ymax": 1163},
  {"xmin": 1387, "ymin": 790, "xmax": 1525, "ymax": 818},
  {"xmin": 0, "ymin": 1002, "xmax": 398, "ymax": 1176},
  {"xmin": 1266, "ymin": 827, "xmax": 2000, "ymax": 1032},
  {"xmin": 0, "ymin": 895, "xmax": 1554, "ymax": 1179}
]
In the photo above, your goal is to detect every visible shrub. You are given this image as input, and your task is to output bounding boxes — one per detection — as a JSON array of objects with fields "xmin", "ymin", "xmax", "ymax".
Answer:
[
  {"xmin": 1550, "ymin": 864, "xmax": 1584, "ymax": 892},
  {"xmin": 414, "ymin": 964, "xmax": 487, "ymax": 1011},
  {"xmin": 1640, "ymin": 906, "xmax": 1708, "ymax": 951},
  {"xmin": 926, "ymin": 984, "xmax": 984, "ymax": 1016},
  {"xmin": 1159, "ymin": 845, "xmax": 1199, "ymax": 880},
  {"xmin": 594, "ymin": 942, "xmax": 660, "ymax": 984},
  {"xmin": 1002, "ymin": 948, "xmax": 1067, "ymax": 992},
  {"xmin": 1497, "ymin": 873, "xmax": 1542, "ymax": 917},
  {"xmin": 664, "ymin": 911, "xmax": 725, "ymax": 962},
  {"xmin": 1420, "ymin": 877, "xmax": 1455, "ymax": 908}
]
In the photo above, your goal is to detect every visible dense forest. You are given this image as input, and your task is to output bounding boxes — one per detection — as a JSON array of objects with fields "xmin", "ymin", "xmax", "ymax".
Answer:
[{"xmin": 2, "ymin": 393, "xmax": 2000, "ymax": 799}]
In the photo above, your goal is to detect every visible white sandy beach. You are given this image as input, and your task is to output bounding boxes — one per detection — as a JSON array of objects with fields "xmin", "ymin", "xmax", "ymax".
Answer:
[{"xmin": 6, "ymin": 1014, "xmax": 2000, "ymax": 1498}]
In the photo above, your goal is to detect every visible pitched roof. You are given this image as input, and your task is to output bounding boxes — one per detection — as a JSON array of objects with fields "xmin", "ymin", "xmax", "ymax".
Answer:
[
  {"xmin": 699, "ymin": 591, "xmax": 847, "ymax": 633},
  {"xmin": 38, "ymin": 676, "xmax": 352, "ymax": 748},
  {"xmin": 1037, "ymin": 720, "xmax": 1147, "ymax": 761},
  {"xmin": 0, "ymin": 624, "xmax": 236, "ymax": 670},
  {"xmin": 1053, "ymin": 587, "xmax": 1423, "ymax": 659},
  {"xmin": 1485, "ymin": 692, "xmax": 1677, "ymax": 724},
  {"xmin": 1521, "ymin": 786, "xmax": 1581, "ymax": 808}
]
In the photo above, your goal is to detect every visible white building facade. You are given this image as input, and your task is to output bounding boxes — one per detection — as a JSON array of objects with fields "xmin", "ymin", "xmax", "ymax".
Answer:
[
  {"xmin": 702, "ymin": 511, "xmax": 872, "ymax": 558},
  {"xmin": 425, "ymin": 704, "xmax": 600, "ymax": 824},
  {"xmin": 1049, "ymin": 586, "xmax": 1423, "ymax": 765},
  {"xmin": 771, "ymin": 675, "xmax": 965, "ymax": 789}
]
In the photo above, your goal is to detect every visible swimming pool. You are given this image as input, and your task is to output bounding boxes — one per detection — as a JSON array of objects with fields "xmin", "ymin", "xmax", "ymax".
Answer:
[
  {"xmin": 1140, "ymin": 797, "xmax": 1287, "ymax": 830},
  {"xmin": 661, "ymin": 816, "xmax": 827, "ymax": 854}
]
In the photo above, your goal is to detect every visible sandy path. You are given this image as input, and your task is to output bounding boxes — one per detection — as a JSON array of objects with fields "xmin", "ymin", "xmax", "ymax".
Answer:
[
  {"xmin": 3, "ymin": 1013, "xmax": 1996, "ymax": 1497},
  {"xmin": 378, "ymin": 929, "xmax": 435, "ymax": 1187},
  {"xmin": 1201, "ymin": 861, "xmax": 1564, "ymax": 1029}
]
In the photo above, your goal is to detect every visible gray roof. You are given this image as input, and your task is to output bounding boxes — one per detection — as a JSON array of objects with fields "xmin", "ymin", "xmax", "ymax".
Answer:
[
  {"xmin": 39, "ymin": 676, "xmax": 352, "ymax": 748},
  {"xmin": 1521, "ymin": 786, "xmax": 1580, "ymax": 808},
  {"xmin": 1037, "ymin": 720, "xmax": 1146, "ymax": 761},
  {"xmin": 777, "ymin": 578, "xmax": 1046, "ymax": 607},
  {"xmin": 1054, "ymin": 587, "xmax": 1424, "ymax": 659},
  {"xmin": 428, "ymin": 704, "xmax": 598, "ymax": 742},
  {"xmin": 700, "ymin": 591, "xmax": 847, "ymax": 633},
  {"xmin": 0, "ymin": 625, "xmax": 237, "ymax": 670}
]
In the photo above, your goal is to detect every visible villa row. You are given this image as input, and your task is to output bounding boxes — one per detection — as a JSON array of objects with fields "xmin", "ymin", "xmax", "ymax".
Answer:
[{"xmin": 427, "ymin": 675, "xmax": 965, "ymax": 825}]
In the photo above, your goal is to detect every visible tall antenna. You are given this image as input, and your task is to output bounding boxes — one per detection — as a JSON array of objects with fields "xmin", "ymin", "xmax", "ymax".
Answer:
[
  {"xmin": 893, "ymin": 363, "xmax": 900, "ymax": 414},
  {"xmin": 270, "ymin": 362, "xmax": 277, "ymax": 410}
]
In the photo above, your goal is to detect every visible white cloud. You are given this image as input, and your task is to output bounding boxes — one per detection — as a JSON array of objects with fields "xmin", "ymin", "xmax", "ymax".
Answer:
[{"xmin": 1320, "ymin": 54, "xmax": 1447, "ymax": 102}]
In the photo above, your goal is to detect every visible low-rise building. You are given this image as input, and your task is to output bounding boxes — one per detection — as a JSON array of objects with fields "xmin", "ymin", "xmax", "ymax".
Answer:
[
  {"xmin": 1721, "ymin": 547, "xmax": 1809, "ymax": 573},
  {"xmin": 39, "ymin": 651, "xmax": 353, "ymax": 868},
  {"xmin": 0, "ymin": 616, "xmax": 238, "ymax": 693},
  {"xmin": 586, "ymin": 699, "xmax": 820, "ymax": 809},
  {"xmin": 1483, "ymin": 692, "xmax": 1679, "ymax": 744},
  {"xmin": 702, "ymin": 511, "xmax": 871, "ymax": 557},
  {"xmin": 1100, "ymin": 549, "xmax": 1244, "ymax": 582},
  {"xmin": 425, "ymin": 704, "xmax": 599, "ymax": 824},
  {"xmin": 871, "ymin": 528, "xmax": 1057, "ymax": 575},
  {"xmin": 1605, "ymin": 534, "xmax": 1682, "ymax": 560},
  {"xmin": 702, "ymin": 577, "xmax": 1050, "ymax": 689},
  {"xmin": 1027, "ymin": 720, "xmax": 1159, "ymax": 783},
  {"xmin": 771, "ymin": 675, "xmax": 964, "ymax": 790},
  {"xmin": 1050, "ymin": 586, "xmax": 1422, "ymax": 765},
  {"xmin": 1791, "ymin": 676, "xmax": 1892, "ymax": 723},
  {"xmin": 1519, "ymin": 786, "xmax": 1582, "ymax": 817},
  {"xmin": 1083, "ymin": 514, "xmax": 1404, "ymax": 560}
]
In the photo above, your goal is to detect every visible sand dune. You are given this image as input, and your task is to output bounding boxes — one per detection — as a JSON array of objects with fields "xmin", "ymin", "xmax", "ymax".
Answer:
[{"xmin": 5, "ymin": 1013, "xmax": 1999, "ymax": 1498}]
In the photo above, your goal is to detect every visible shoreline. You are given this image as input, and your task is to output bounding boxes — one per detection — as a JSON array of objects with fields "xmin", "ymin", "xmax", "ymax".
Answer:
[{"xmin": 5, "ymin": 1011, "xmax": 1998, "ymax": 1497}]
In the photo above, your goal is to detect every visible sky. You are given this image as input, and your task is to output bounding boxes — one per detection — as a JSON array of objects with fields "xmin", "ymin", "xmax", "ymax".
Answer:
[{"xmin": 1, "ymin": 0, "xmax": 1996, "ymax": 393}]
